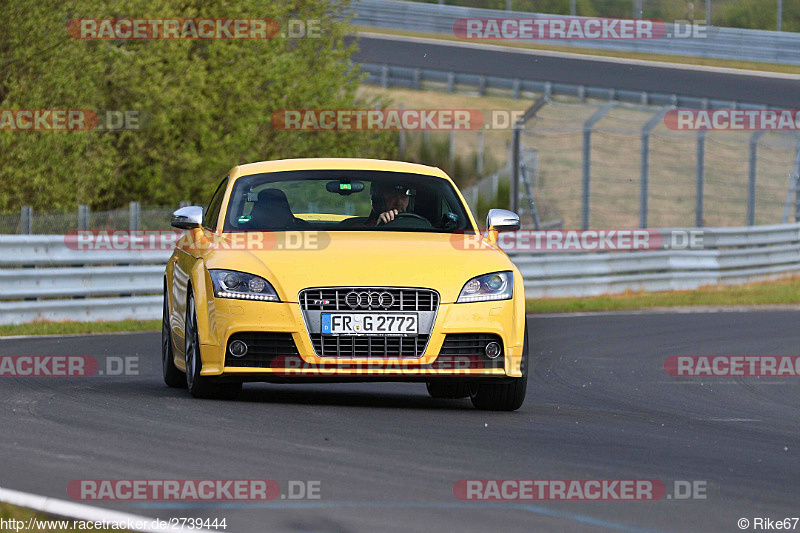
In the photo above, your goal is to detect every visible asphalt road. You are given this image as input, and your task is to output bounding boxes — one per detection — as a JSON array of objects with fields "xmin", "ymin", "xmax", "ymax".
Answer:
[
  {"xmin": 350, "ymin": 35, "xmax": 800, "ymax": 108},
  {"xmin": 1, "ymin": 311, "xmax": 799, "ymax": 532}
]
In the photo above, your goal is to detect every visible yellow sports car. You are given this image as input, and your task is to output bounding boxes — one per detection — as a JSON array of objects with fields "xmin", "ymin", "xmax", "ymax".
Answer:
[{"xmin": 163, "ymin": 158, "xmax": 528, "ymax": 410}]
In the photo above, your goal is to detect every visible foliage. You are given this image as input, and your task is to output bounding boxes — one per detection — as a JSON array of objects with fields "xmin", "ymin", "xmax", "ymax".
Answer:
[{"xmin": 0, "ymin": 0, "xmax": 396, "ymax": 211}]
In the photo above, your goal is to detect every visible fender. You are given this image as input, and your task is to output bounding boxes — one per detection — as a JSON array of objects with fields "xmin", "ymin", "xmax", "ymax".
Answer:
[{"xmin": 189, "ymin": 260, "xmax": 219, "ymax": 347}]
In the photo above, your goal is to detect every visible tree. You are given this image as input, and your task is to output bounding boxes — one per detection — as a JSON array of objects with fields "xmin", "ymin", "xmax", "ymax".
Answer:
[{"xmin": 0, "ymin": 0, "xmax": 395, "ymax": 211}]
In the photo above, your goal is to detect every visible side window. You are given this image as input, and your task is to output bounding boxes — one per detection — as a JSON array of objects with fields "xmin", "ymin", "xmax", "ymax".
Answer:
[{"xmin": 203, "ymin": 177, "xmax": 229, "ymax": 230}]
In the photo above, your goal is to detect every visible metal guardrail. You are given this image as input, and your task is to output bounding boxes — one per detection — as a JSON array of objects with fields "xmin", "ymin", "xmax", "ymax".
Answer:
[
  {"xmin": 350, "ymin": 0, "xmax": 800, "ymax": 66},
  {"xmin": 1, "ymin": 224, "xmax": 799, "ymax": 325},
  {"xmin": 361, "ymin": 62, "xmax": 773, "ymax": 110}
]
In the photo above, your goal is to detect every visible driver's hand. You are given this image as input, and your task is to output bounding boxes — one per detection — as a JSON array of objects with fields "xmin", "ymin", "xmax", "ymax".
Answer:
[{"xmin": 378, "ymin": 209, "xmax": 399, "ymax": 225}]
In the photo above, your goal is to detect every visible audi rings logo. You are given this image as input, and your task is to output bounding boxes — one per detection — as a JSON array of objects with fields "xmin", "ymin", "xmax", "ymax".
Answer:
[{"xmin": 345, "ymin": 291, "xmax": 394, "ymax": 309}]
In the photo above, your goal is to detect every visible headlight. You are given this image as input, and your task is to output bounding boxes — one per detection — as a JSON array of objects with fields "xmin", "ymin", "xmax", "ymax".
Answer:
[
  {"xmin": 456, "ymin": 271, "xmax": 513, "ymax": 303},
  {"xmin": 209, "ymin": 270, "xmax": 280, "ymax": 301}
]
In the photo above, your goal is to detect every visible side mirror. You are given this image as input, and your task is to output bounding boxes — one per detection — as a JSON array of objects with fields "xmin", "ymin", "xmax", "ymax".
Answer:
[
  {"xmin": 171, "ymin": 206, "xmax": 204, "ymax": 229},
  {"xmin": 486, "ymin": 208, "xmax": 520, "ymax": 231}
]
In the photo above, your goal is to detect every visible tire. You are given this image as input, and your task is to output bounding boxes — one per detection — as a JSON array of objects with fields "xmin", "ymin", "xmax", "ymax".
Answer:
[
  {"xmin": 185, "ymin": 290, "xmax": 242, "ymax": 400},
  {"xmin": 469, "ymin": 318, "xmax": 529, "ymax": 411},
  {"xmin": 162, "ymin": 286, "xmax": 186, "ymax": 388},
  {"xmin": 426, "ymin": 381, "xmax": 470, "ymax": 399}
]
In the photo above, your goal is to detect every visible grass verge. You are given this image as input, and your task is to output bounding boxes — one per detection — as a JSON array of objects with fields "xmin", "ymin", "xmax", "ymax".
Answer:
[
  {"xmin": 0, "ymin": 279, "xmax": 798, "ymax": 337},
  {"xmin": 527, "ymin": 276, "xmax": 800, "ymax": 313},
  {"xmin": 0, "ymin": 502, "xmax": 126, "ymax": 532},
  {"xmin": 0, "ymin": 319, "xmax": 160, "ymax": 337},
  {"xmin": 352, "ymin": 26, "xmax": 800, "ymax": 75}
]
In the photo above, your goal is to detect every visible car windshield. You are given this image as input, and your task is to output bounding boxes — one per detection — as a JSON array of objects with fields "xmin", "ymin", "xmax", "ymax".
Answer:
[{"xmin": 223, "ymin": 170, "xmax": 474, "ymax": 234}]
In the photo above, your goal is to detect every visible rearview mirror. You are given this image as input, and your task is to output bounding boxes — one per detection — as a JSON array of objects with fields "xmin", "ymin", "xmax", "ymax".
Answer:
[
  {"xmin": 486, "ymin": 209, "xmax": 520, "ymax": 231},
  {"xmin": 326, "ymin": 180, "xmax": 365, "ymax": 195},
  {"xmin": 171, "ymin": 206, "xmax": 203, "ymax": 229}
]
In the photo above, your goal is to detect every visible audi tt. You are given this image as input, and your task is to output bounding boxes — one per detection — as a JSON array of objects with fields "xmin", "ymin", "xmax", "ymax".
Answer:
[{"xmin": 163, "ymin": 158, "xmax": 528, "ymax": 410}]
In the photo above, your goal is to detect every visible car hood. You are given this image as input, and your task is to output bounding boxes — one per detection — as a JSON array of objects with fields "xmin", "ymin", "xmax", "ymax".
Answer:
[{"xmin": 203, "ymin": 231, "xmax": 515, "ymax": 304}]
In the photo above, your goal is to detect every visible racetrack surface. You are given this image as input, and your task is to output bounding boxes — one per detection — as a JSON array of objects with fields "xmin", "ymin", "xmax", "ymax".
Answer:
[
  {"xmin": 350, "ymin": 35, "xmax": 800, "ymax": 108},
  {"xmin": 0, "ymin": 311, "xmax": 798, "ymax": 532}
]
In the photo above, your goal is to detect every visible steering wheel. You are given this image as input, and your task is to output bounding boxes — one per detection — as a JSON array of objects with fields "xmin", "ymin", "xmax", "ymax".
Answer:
[{"xmin": 381, "ymin": 212, "xmax": 433, "ymax": 228}]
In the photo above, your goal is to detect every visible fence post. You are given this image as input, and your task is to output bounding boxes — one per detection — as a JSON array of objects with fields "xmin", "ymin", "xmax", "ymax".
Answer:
[
  {"xmin": 640, "ymin": 108, "xmax": 668, "ymax": 229},
  {"xmin": 582, "ymin": 103, "xmax": 616, "ymax": 230},
  {"xmin": 794, "ymin": 140, "xmax": 800, "ymax": 222},
  {"xmin": 696, "ymin": 131, "xmax": 706, "ymax": 227},
  {"xmin": 398, "ymin": 104, "xmax": 406, "ymax": 158},
  {"xmin": 747, "ymin": 131, "xmax": 766, "ymax": 226},
  {"xmin": 511, "ymin": 127, "xmax": 520, "ymax": 213},
  {"xmin": 511, "ymin": 96, "xmax": 549, "ymax": 217},
  {"xmin": 20, "ymin": 206, "xmax": 32, "ymax": 235},
  {"xmin": 129, "ymin": 201, "xmax": 141, "ymax": 231},
  {"xmin": 78, "ymin": 204, "xmax": 90, "ymax": 230},
  {"xmin": 448, "ymin": 130, "xmax": 455, "ymax": 175},
  {"xmin": 477, "ymin": 130, "xmax": 484, "ymax": 176}
]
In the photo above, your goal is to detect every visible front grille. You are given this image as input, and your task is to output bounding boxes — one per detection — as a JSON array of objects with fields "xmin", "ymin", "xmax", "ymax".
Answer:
[
  {"xmin": 310, "ymin": 334, "xmax": 430, "ymax": 357},
  {"xmin": 440, "ymin": 334, "xmax": 503, "ymax": 357},
  {"xmin": 300, "ymin": 287, "xmax": 438, "ymax": 312},
  {"xmin": 225, "ymin": 332, "xmax": 299, "ymax": 368}
]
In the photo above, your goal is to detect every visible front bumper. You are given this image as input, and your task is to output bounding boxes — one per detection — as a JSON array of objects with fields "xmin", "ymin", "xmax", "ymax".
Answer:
[{"xmin": 197, "ymin": 297, "xmax": 525, "ymax": 380}]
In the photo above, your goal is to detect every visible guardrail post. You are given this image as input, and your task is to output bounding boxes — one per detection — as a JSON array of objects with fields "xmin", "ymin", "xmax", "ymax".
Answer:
[
  {"xmin": 478, "ymin": 76, "xmax": 486, "ymax": 96},
  {"xmin": 544, "ymin": 82, "xmax": 552, "ymax": 100},
  {"xmin": 129, "ymin": 201, "xmax": 141, "ymax": 231},
  {"xmin": 582, "ymin": 103, "xmax": 616, "ymax": 229},
  {"xmin": 19, "ymin": 206, "xmax": 32, "ymax": 235},
  {"xmin": 447, "ymin": 72, "xmax": 455, "ymax": 93},
  {"xmin": 696, "ymin": 130, "xmax": 706, "ymax": 227},
  {"xmin": 413, "ymin": 68, "xmax": 420, "ymax": 90},
  {"xmin": 578, "ymin": 86, "xmax": 586, "ymax": 103},
  {"xmin": 747, "ymin": 131, "xmax": 766, "ymax": 225},
  {"xmin": 380, "ymin": 65, "xmax": 389, "ymax": 89},
  {"xmin": 513, "ymin": 79, "xmax": 520, "ymax": 100},
  {"xmin": 639, "ymin": 109, "xmax": 668, "ymax": 229},
  {"xmin": 78, "ymin": 205, "xmax": 90, "ymax": 230}
]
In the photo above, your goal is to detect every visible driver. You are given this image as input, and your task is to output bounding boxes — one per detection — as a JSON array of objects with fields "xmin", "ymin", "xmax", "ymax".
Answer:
[{"xmin": 364, "ymin": 181, "xmax": 416, "ymax": 226}]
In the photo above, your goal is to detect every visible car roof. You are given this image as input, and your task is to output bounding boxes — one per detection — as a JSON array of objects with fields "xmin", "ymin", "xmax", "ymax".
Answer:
[{"xmin": 231, "ymin": 158, "xmax": 451, "ymax": 181}]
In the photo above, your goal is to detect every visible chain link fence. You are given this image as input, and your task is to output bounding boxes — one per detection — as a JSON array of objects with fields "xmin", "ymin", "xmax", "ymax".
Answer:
[
  {"xmin": 521, "ymin": 99, "xmax": 800, "ymax": 229},
  {"xmin": 0, "ymin": 203, "xmax": 188, "ymax": 234}
]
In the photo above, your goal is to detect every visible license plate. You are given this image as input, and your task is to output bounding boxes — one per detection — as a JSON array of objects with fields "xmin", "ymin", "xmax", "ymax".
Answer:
[{"xmin": 321, "ymin": 313, "xmax": 418, "ymax": 335}]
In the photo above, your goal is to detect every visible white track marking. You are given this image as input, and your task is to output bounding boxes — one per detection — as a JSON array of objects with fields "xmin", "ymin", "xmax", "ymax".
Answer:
[{"xmin": 0, "ymin": 486, "xmax": 212, "ymax": 532}]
